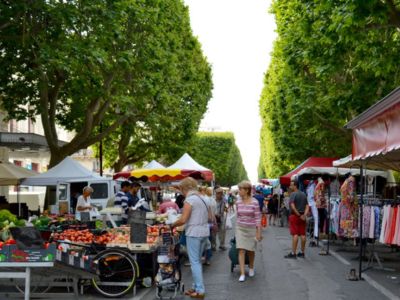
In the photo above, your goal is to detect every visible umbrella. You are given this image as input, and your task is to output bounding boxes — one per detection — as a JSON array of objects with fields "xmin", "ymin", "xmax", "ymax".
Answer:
[{"xmin": 0, "ymin": 161, "xmax": 38, "ymax": 217}]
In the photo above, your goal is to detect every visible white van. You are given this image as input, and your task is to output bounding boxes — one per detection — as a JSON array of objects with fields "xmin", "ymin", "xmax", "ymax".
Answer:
[{"xmin": 56, "ymin": 178, "xmax": 116, "ymax": 213}]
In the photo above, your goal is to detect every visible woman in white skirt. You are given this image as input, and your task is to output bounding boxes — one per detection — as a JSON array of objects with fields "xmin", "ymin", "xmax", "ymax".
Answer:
[{"xmin": 236, "ymin": 180, "xmax": 262, "ymax": 282}]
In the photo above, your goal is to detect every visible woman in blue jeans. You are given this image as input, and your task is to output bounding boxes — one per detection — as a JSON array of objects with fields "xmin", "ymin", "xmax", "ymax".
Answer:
[{"xmin": 172, "ymin": 177, "xmax": 209, "ymax": 299}]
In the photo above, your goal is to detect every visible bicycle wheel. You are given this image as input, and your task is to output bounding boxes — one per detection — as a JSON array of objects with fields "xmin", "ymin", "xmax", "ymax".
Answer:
[{"xmin": 92, "ymin": 249, "xmax": 138, "ymax": 298}]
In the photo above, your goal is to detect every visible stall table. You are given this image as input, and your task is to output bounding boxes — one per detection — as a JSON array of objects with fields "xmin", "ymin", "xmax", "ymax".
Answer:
[{"xmin": 0, "ymin": 261, "xmax": 54, "ymax": 300}]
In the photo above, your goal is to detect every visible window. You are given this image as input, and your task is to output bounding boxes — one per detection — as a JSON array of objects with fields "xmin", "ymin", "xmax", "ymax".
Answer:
[
  {"xmin": 31, "ymin": 163, "xmax": 39, "ymax": 172},
  {"xmin": 13, "ymin": 160, "xmax": 22, "ymax": 167},
  {"xmin": 58, "ymin": 184, "xmax": 68, "ymax": 201},
  {"xmin": 90, "ymin": 183, "xmax": 108, "ymax": 199}
]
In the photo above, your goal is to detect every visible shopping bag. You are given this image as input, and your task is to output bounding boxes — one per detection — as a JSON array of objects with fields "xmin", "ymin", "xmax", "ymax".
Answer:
[{"xmin": 261, "ymin": 214, "xmax": 267, "ymax": 228}]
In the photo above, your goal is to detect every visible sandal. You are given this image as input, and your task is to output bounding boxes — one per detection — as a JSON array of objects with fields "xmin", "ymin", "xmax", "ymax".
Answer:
[
  {"xmin": 189, "ymin": 291, "xmax": 205, "ymax": 299},
  {"xmin": 184, "ymin": 289, "xmax": 196, "ymax": 296}
]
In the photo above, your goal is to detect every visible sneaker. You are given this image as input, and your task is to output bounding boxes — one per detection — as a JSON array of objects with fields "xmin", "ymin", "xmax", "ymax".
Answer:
[
  {"xmin": 238, "ymin": 275, "xmax": 245, "ymax": 282},
  {"xmin": 284, "ymin": 252, "xmax": 297, "ymax": 259},
  {"xmin": 249, "ymin": 269, "xmax": 255, "ymax": 277},
  {"xmin": 297, "ymin": 252, "xmax": 305, "ymax": 258}
]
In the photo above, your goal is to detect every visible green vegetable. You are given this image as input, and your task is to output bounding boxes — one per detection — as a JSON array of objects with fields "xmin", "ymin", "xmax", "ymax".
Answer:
[{"xmin": 0, "ymin": 210, "xmax": 17, "ymax": 224}]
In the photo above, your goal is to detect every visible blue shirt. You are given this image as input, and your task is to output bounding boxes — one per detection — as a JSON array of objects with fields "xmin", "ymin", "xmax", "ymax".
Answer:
[{"xmin": 254, "ymin": 194, "xmax": 265, "ymax": 212}]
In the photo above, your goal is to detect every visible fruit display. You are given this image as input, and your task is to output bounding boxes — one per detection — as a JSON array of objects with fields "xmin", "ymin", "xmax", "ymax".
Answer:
[
  {"xmin": 107, "ymin": 227, "xmax": 130, "ymax": 245},
  {"xmin": 52, "ymin": 229, "xmax": 94, "ymax": 244},
  {"xmin": 52, "ymin": 229, "xmax": 112, "ymax": 245}
]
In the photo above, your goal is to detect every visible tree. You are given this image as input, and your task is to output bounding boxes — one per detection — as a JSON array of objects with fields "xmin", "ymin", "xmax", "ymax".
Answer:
[
  {"xmin": 0, "ymin": 0, "xmax": 211, "ymax": 169},
  {"xmin": 190, "ymin": 132, "xmax": 248, "ymax": 186},
  {"xmin": 99, "ymin": 1, "xmax": 212, "ymax": 171},
  {"xmin": 259, "ymin": 0, "xmax": 400, "ymax": 178}
]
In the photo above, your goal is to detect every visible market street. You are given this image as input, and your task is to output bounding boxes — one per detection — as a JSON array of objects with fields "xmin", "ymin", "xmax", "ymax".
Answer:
[{"xmin": 137, "ymin": 225, "xmax": 395, "ymax": 300}]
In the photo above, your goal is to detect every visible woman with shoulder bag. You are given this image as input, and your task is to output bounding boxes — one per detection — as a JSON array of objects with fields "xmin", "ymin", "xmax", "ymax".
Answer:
[{"xmin": 172, "ymin": 178, "xmax": 209, "ymax": 299}]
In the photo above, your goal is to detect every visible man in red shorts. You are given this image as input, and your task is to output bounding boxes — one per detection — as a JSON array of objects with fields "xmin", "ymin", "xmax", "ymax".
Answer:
[{"xmin": 285, "ymin": 180, "xmax": 309, "ymax": 259}]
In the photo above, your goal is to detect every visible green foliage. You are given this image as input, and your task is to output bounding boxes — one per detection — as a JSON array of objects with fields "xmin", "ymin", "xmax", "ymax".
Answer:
[
  {"xmin": 190, "ymin": 132, "xmax": 248, "ymax": 187},
  {"xmin": 259, "ymin": 0, "xmax": 400, "ymax": 178},
  {"xmin": 99, "ymin": 0, "xmax": 212, "ymax": 171},
  {"xmin": 0, "ymin": 0, "xmax": 211, "ymax": 167}
]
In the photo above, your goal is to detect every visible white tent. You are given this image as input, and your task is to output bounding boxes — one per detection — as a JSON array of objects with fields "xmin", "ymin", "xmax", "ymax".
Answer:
[
  {"xmin": 0, "ymin": 161, "xmax": 37, "ymax": 185},
  {"xmin": 168, "ymin": 153, "xmax": 210, "ymax": 171},
  {"xmin": 22, "ymin": 156, "xmax": 104, "ymax": 186},
  {"xmin": 143, "ymin": 160, "xmax": 165, "ymax": 169}
]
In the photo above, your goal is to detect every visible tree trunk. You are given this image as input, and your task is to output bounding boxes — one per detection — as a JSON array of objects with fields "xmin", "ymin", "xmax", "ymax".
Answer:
[{"xmin": 113, "ymin": 159, "xmax": 127, "ymax": 173}]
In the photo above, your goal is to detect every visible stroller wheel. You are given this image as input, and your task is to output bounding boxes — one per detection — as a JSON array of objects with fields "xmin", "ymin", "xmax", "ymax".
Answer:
[{"xmin": 231, "ymin": 263, "xmax": 234, "ymax": 273}]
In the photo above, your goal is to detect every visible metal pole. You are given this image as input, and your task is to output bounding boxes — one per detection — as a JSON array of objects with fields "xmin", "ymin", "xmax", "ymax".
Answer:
[
  {"xmin": 358, "ymin": 163, "xmax": 364, "ymax": 280},
  {"xmin": 17, "ymin": 184, "xmax": 21, "ymax": 218},
  {"xmin": 99, "ymin": 123, "xmax": 103, "ymax": 177},
  {"xmin": 327, "ymin": 179, "xmax": 331, "ymax": 255}
]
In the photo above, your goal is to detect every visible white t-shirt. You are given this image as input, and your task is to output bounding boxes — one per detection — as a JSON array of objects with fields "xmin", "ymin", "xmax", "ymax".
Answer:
[{"xmin": 76, "ymin": 195, "xmax": 92, "ymax": 220}]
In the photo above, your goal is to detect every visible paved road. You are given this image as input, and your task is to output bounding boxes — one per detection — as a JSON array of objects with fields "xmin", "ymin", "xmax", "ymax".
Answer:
[
  {"xmin": 140, "ymin": 225, "xmax": 391, "ymax": 300},
  {"xmin": 2, "ymin": 225, "xmax": 393, "ymax": 300}
]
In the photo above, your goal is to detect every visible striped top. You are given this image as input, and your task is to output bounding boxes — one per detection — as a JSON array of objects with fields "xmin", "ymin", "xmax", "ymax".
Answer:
[
  {"xmin": 114, "ymin": 191, "xmax": 129, "ymax": 220},
  {"xmin": 236, "ymin": 198, "xmax": 261, "ymax": 228}
]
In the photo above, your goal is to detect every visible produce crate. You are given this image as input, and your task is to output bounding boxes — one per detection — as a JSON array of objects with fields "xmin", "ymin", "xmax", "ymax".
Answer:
[
  {"xmin": 128, "ymin": 243, "xmax": 156, "ymax": 251},
  {"xmin": 8, "ymin": 243, "xmax": 56, "ymax": 263},
  {"xmin": 0, "ymin": 245, "xmax": 10, "ymax": 262},
  {"xmin": 106, "ymin": 242, "xmax": 130, "ymax": 248}
]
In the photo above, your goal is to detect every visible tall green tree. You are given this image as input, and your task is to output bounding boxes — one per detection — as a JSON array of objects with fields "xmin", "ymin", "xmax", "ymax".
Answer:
[
  {"xmin": 191, "ymin": 132, "xmax": 248, "ymax": 187},
  {"xmin": 260, "ymin": 0, "xmax": 400, "ymax": 178},
  {"xmin": 0, "ymin": 0, "xmax": 211, "ymax": 169},
  {"xmin": 100, "ymin": 1, "xmax": 212, "ymax": 171}
]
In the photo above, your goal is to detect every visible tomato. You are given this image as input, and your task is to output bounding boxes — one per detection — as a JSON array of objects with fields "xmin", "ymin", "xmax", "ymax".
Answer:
[{"xmin": 5, "ymin": 239, "xmax": 16, "ymax": 245}]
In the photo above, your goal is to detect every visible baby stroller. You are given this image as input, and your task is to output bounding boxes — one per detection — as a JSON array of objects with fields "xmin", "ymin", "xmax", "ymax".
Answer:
[
  {"xmin": 228, "ymin": 237, "xmax": 249, "ymax": 272},
  {"xmin": 155, "ymin": 229, "xmax": 184, "ymax": 299}
]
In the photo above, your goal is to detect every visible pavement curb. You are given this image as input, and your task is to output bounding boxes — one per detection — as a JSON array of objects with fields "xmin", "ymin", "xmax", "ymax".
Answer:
[{"xmin": 329, "ymin": 250, "xmax": 400, "ymax": 300}]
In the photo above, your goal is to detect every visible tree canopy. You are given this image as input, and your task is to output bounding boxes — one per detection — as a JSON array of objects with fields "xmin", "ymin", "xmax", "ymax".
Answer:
[
  {"xmin": 0, "ymin": 0, "xmax": 212, "ymax": 168},
  {"xmin": 259, "ymin": 0, "xmax": 400, "ymax": 178},
  {"xmin": 190, "ymin": 132, "xmax": 248, "ymax": 187}
]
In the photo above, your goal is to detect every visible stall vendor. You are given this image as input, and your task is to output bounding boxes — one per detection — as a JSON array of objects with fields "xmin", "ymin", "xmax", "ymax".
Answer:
[
  {"xmin": 158, "ymin": 195, "xmax": 180, "ymax": 214},
  {"xmin": 76, "ymin": 186, "xmax": 94, "ymax": 219}
]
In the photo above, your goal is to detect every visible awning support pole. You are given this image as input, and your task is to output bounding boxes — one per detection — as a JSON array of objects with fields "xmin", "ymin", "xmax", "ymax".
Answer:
[{"xmin": 358, "ymin": 163, "xmax": 365, "ymax": 280}]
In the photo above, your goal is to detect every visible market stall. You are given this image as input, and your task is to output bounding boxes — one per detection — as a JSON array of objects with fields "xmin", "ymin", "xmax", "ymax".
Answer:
[
  {"xmin": 0, "ymin": 161, "xmax": 37, "ymax": 217},
  {"xmin": 279, "ymin": 157, "xmax": 339, "ymax": 186},
  {"xmin": 336, "ymin": 86, "xmax": 400, "ymax": 280},
  {"xmin": 0, "ymin": 207, "xmax": 180, "ymax": 298}
]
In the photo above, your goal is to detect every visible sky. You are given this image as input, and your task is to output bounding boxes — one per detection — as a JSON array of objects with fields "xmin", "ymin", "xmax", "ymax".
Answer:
[{"xmin": 184, "ymin": 0, "xmax": 277, "ymax": 183}]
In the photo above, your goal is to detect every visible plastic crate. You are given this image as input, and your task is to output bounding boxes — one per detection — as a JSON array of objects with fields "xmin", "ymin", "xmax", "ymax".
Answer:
[
  {"xmin": 8, "ymin": 243, "xmax": 56, "ymax": 263},
  {"xmin": 0, "ymin": 245, "xmax": 9, "ymax": 262}
]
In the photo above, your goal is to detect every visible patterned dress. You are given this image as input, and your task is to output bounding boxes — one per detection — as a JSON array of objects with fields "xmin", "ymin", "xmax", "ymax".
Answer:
[{"xmin": 338, "ymin": 176, "xmax": 358, "ymax": 238}]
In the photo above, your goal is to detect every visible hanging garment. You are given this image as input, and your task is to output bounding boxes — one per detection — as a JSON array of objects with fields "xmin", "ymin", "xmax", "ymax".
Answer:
[
  {"xmin": 384, "ymin": 206, "xmax": 393, "ymax": 244},
  {"xmin": 374, "ymin": 206, "xmax": 380, "ymax": 239},
  {"xmin": 369, "ymin": 206, "xmax": 375, "ymax": 239},
  {"xmin": 306, "ymin": 181, "xmax": 316, "ymax": 206},
  {"xmin": 311, "ymin": 204, "xmax": 319, "ymax": 238},
  {"xmin": 339, "ymin": 176, "xmax": 358, "ymax": 238},
  {"xmin": 315, "ymin": 182, "xmax": 327, "ymax": 209},
  {"xmin": 361, "ymin": 206, "xmax": 371, "ymax": 239},
  {"xmin": 387, "ymin": 206, "xmax": 398, "ymax": 244},
  {"xmin": 331, "ymin": 201, "xmax": 339, "ymax": 235},
  {"xmin": 379, "ymin": 205, "xmax": 389, "ymax": 243},
  {"xmin": 393, "ymin": 206, "xmax": 400, "ymax": 246},
  {"xmin": 330, "ymin": 179, "xmax": 340, "ymax": 198}
]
